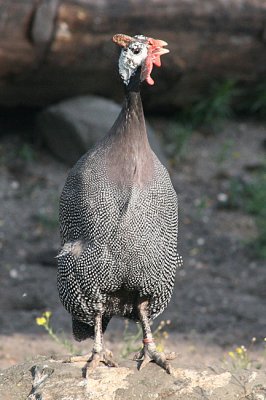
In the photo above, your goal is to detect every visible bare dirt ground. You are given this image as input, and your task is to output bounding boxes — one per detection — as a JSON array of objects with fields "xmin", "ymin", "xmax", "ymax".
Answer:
[{"xmin": 0, "ymin": 117, "xmax": 265, "ymax": 371}]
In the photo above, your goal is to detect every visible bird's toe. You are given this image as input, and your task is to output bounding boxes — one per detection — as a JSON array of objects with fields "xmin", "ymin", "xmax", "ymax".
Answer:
[
  {"xmin": 63, "ymin": 350, "xmax": 118, "ymax": 377},
  {"xmin": 85, "ymin": 350, "xmax": 118, "ymax": 374},
  {"xmin": 133, "ymin": 348, "xmax": 144, "ymax": 361},
  {"xmin": 138, "ymin": 353, "xmax": 151, "ymax": 370},
  {"xmin": 136, "ymin": 346, "xmax": 176, "ymax": 374},
  {"xmin": 149, "ymin": 350, "xmax": 170, "ymax": 373},
  {"xmin": 63, "ymin": 353, "xmax": 92, "ymax": 364}
]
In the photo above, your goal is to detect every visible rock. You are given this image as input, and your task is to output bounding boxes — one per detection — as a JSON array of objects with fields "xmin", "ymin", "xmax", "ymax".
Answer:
[
  {"xmin": 36, "ymin": 95, "xmax": 166, "ymax": 166},
  {"xmin": 1, "ymin": 356, "xmax": 266, "ymax": 400}
]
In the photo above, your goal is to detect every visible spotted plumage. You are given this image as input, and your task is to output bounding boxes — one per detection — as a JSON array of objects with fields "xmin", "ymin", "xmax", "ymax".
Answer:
[{"xmin": 57, "ymin": 33, "xmax": 182, "ymax": 373}]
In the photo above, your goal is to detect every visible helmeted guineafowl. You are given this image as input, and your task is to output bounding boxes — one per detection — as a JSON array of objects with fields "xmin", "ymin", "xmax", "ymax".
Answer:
[{"xmin": 57, "ymin": 33, "xmax": 183, "ymax": 374}]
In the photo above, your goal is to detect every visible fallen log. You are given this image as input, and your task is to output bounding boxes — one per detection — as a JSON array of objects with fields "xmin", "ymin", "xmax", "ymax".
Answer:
[{"xmin": 0, "ymin": 0, "xmax": 265, "ymax": 111}]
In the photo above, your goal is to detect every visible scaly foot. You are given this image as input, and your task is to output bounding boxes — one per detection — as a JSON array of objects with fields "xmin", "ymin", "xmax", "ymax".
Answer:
[
  {"xmin": 87, "ymin": 350, "xmax": 118, "ymax": 369},
  {"xmin": 64, "ymin": 350, "xmax": 118, "ymax": 376},
  {"xmin": 133, "ymin": 345, "xmax": 176, "ymax": 374}
]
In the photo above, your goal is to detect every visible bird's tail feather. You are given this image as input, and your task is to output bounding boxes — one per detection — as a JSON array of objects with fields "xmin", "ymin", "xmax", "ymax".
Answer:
[{"xmin": 72, "ymin": 315, "xmax": 111, "ymax": 341}]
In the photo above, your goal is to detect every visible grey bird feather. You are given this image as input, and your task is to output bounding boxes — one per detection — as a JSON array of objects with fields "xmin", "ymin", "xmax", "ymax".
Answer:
[{"xmin": 57, "ymin": 33, "xmax": 182, "ymax": 372}]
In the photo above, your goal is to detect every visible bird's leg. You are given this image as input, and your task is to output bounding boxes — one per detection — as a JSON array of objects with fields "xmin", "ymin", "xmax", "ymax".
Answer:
[
  {"xmin": 133, "ymin": 300, "xmax": 176, "ymax": 374},
  {"xmin": 86, "ymin": 312, "xmax": 118, "ymax": 370},
  {"xmin": 65, "ymin": 312, "xmax": 118, "ymax": 372}
]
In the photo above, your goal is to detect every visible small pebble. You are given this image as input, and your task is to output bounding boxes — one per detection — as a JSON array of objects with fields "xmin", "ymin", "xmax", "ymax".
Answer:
[
  {"xmin": 9, "ymin": 269, "xmax": 19, "ymax": 279},
  {"xmin": 217, "ymin": 193, "xmax": 228, "ymax": 202},
  {"xmin": 197, "ymin": 238, "xmax": 205, "ymax": 246},
  {"xmin": 10, "ymin": 181, "xmax": 19, "ymax": 190}
]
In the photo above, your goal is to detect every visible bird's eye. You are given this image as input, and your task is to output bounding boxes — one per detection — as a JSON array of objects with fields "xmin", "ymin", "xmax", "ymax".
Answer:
[{"xmin": 133, "ymin": 48, "xmax": 140, "ymax": 55}]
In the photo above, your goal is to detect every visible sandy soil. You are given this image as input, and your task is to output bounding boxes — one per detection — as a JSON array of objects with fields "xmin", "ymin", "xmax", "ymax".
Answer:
[{"xmin": 0, "ymin": 118, "xmax": 265, "ymax": 371}]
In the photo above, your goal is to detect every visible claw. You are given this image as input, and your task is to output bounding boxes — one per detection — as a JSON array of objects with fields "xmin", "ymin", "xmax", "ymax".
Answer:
[
  {"xmin": 63, "ymin": 353, "xmax": 92, "ymax": 363},
  {"xmin": 89, "ymin": 351, "xmax": 118, "ymax": 369},
  {"xmin": 134, "ymin": 345, "xmax": 176, "ymax": 374},
  {"xmin": 132, "ymin": 348, "xmax": 144, "ymax": 361},
  {"xmin": 63, "ymin": 349, "xmax": 118, "ymax": 377},
  {"xmin": 86, "ymin": 350, "xmax": 118, "ymax": 371},
  {"xmin": 138, "ymin": 353, "xmax": 151, "ymax": 370}
]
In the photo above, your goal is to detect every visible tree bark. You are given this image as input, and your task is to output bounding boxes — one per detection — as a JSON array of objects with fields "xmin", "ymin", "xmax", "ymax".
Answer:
[{"xmin": 0, "ymin": 0, "xmax": 265, "ymax": 110}]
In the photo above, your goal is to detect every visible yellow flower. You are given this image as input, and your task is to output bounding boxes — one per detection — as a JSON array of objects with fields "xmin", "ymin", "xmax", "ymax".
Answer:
[
  {"xmin": 228, "ymin": 351, "xmax": 235, "ymax": 359},
  {"xmin": 156, "ymin": 343, "xmax": 164, "ymax": 352},
  {"xmin": 36, "ymin": 317, "xmax": 46, "ymax": 326},
  {"xmin": 236, "ymin": 347, "xmax": 243, "ymax": 355},
  {"xmin": 43, "ymin": 311, "xmax": 52, "ymax": 319}
]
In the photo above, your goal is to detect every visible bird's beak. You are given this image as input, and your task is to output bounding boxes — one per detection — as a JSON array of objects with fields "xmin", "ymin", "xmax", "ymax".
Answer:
[{"xmin": 112, "ymin": 33, "xmax": 169, "ymax": 86}]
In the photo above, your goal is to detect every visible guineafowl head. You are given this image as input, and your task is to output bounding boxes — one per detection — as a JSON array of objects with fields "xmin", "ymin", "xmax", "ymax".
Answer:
[{"xmin": 113, "ymin": 34, "xmax": 169, "ymax": 87}]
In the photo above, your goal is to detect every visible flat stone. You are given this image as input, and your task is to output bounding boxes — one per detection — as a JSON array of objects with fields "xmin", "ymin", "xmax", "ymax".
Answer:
[{"xmin": 36, "ymin": 95, "xmax": 166, "ymax": 166}]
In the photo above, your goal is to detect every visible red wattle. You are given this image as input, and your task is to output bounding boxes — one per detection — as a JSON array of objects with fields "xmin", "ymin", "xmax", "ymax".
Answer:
[{"xmin": 146, "ymin": 76, "xmax": 154, "ymax": 85}]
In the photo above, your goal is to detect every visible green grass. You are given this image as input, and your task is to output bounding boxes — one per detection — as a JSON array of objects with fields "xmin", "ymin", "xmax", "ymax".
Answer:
[
  {"xmin": 164, "ymin": 123, "xmax": 192, "ymax": 162},
  {"xmin": 165, "ymin": 79, "xmax": 266, "ymax": 162},
  {"xmin": 18, "ymin": 143, "xmax": 36, "ymax": 162},
  {"xmin": 244, "ymin": 172, "xmax": 266, "ymax": 259},
  {"xmin": 215, "ymin": 139, "xmax": 235, "ymax": 165},
  {"xmin": 33, "ymin": 197, "xmax": 59, "ymax": 231},
  {"xmin": 188, "ymin": 79, "xmax": 266, "ymax": 123},
  {"xmin": 225, "ymin": 338, "xmax": 266, "ymax": 371},
  {"xmin": 185, "ymin": 79, "xmax": 237, "ymax": 129},
  {"xmin": 164, "ymin": 79, "xmax": 238, "ymax": 161},
  {"xmin": 120, "ymin": 319, "xmax": 172, "ymax": 359},
  {"xmin": 120, "ymin": 320, "xmax": 142, "ymax": 359},
  {"xmin": 251, "ymin": 82, "xmax": 266, "ymax": 117},
  {"xmin": 237, "ymin": 81, "xmax": 266, "ymax": 119},
  {"xmin": 226, "ymin": 170, "xmax": 266, "ymax": 259},
  {"xmin": 35, "ymin": 213, "xmax": 58, "ymax": 230},
  {"xmin": 36, "ymin": 311, "xmax": 80, "ymax": 355}
]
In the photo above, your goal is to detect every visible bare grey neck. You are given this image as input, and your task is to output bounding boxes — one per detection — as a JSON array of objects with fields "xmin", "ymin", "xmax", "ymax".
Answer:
[
  {"xmin": 109, "ymin": 67, "xmax": 147, "ymax": 142},
  {"xmin": 106, "ymin": 68, "xmax": 153, "ymax": 186}
]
